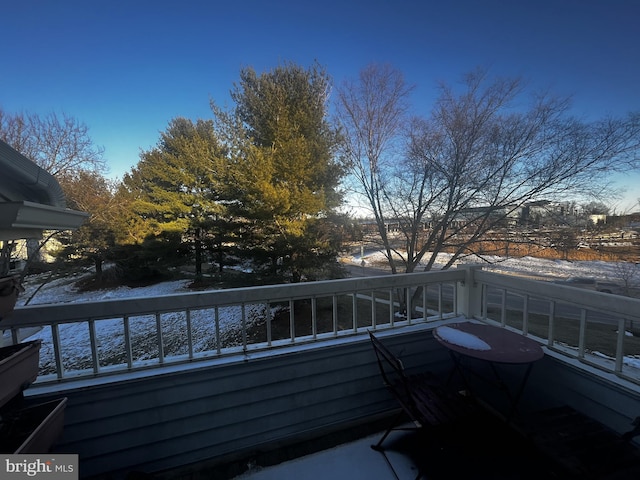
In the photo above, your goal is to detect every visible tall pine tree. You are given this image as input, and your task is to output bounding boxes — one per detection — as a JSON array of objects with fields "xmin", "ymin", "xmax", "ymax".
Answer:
[
  {"xmin": 121, "ymin": 117, "xmax": 230, "ymax": 276},
  {"xmin": 212, "ymin": 62, "xmax": 345, "ymax": 280}
]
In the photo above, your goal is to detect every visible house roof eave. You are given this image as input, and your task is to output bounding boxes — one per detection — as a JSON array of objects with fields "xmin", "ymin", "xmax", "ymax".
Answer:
[
  {"xmin": 0, "ymin": 139, "xmax": 67, "ymax": 207},
  {"xmin": 0, "ymin": 201, "xmax": 89, "ymax": 240},
  {"xmin": 0, "ymin": 139, "xmax": 88, "ymax": 239}
]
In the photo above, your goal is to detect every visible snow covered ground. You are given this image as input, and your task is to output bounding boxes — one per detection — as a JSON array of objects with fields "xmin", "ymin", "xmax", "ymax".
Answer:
[
  {"xmin": 17, "ymin": 252, "xmax": 637, "ymax": 309},
  {"xmin": 11, "ymin": 253, "xmax": 639, "ymax": 375},
  {"xmin": 16, "ymin": 275, "xmax": 268, "ymax": 375},
  {"xmin": 358, "ymin": 250, "xmax": 636, "ymax": 283},
  {"xmin": 18, "ymin": 274, "xmax": 194, "ymax": 307}
]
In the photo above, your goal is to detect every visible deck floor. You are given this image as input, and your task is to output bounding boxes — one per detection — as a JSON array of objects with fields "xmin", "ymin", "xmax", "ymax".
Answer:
[
  {"xmin": 188, "ymin": 405, "xmax": 640, "ymax": 480},
  {"xmin": 231, "ymin": 412, "xmax": 557, "ymax": 480}
]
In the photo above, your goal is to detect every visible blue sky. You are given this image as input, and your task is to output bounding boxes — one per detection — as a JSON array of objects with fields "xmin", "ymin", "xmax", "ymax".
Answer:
[{"xmin": 2, "ymin": 0, "xmax": 639, "ymax": 211}]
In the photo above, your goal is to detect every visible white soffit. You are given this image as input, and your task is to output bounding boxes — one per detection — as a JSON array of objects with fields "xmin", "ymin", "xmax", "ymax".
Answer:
[
  {"xmin": 0, "ymin": 201, "xmax": 88, "ymax": 240},
  {"xmin": 0, "ymin": 140, "xmax": 88, "ymax": 240}
]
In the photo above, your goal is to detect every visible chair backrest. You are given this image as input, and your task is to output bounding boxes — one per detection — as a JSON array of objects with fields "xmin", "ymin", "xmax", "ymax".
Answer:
[
  {"xmin": 370, "ymin": 331, "xmax": 428, "ymax": 423},
  {"xmin": 369, "ymin": 331, "xmax": 406, "ymax": 387},
  {"xmin": 369, "ymin": 331, "xmax": 473, "ymax": 427}
]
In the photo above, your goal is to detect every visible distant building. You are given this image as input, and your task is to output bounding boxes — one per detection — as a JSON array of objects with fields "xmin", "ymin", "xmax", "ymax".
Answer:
[
  {"xmin": 588, "ymin": 214, "xmax": 607, "ymax": 225},
  {"xmin": 356, "ymin": 199, "xmax": 602, "ymax": 233}
]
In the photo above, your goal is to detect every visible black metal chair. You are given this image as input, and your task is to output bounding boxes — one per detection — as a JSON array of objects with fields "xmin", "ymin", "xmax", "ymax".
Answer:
[{"xmin": 368, "ymin": 331, "xmax": 479, "ymax": 479}]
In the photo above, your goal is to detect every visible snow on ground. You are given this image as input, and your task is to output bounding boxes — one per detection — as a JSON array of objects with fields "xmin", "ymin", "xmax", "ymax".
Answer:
[
  {"xmin": 18, "ymin": 274, "xmax": 193, "ymax": 307},
  {"xmin": 18, "ymin": 252, "xmax": 635, "ymax": 309},
  {"xmin": 357, "ymin": 250, "xmax": 632, "ymax": 282},
  {"xmin": 16, "ymin": 274, "xmax": 270, "ymax": 375},
  {"xmin": 11, "ymin": 253, "xmax": 639, "ymax": 375}
]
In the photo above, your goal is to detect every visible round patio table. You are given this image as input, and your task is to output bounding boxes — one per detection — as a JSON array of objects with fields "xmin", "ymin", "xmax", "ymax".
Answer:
[
  {"xmin": 433, "ymin": 321, "xmax": 544, "ymax": 420},
  {"xmin": 433, "ymin": 321, "xmax": 544, "ymax": 364}
]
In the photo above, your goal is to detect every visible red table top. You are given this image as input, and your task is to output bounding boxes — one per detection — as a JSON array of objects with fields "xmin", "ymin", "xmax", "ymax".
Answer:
[{"xmin": 433, "ymin": 322, "xmax": 544, "ymax": 364}]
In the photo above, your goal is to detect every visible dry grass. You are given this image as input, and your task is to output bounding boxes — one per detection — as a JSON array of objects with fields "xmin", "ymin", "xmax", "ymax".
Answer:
[{"xmin": 468, "ymin": 241, "xmax": 640, "ymax": 262}]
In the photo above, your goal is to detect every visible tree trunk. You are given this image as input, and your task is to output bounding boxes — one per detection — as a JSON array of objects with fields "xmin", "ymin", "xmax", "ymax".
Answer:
[
  {"xmin": 94, "ymin": 256, "xmax": 103, "ymax": 284},
  {"xmin": 194, "ymin": 230, "xmax": 202, "ymax": 278}
]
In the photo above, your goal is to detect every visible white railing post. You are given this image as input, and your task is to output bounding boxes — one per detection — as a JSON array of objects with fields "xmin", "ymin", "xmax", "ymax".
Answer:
[{"xmin": 456, "ymin": 264, "xmax": 483, "ymax": 318}]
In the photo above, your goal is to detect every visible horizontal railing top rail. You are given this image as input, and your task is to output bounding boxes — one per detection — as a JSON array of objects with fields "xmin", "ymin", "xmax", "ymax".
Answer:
[
  {"xmin": 475, "ymin": 270, "xmax": 640, "ymax": 321},
  {"xmin": 473, "ymin": 268, "xmax": 640, "ymax": 386},
  {"xmin": 5, "ymin": 269, "xmax": 466, "ymax": 328},
  {"xmin": 1, "ymin": 269, "xmax": 464, "ymax": 383}
]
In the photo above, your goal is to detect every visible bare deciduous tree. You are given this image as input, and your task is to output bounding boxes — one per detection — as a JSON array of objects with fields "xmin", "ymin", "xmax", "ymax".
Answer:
[
  {"xmin": 610, "ymin": 262, "xmax": 639, "ymax": 297},
  {"xmin": 335, "ymin": 64, "xmax": 414, "ymax": 274},
  {"xmin": 337, "ymin": 67, "xmax": 640, "ymax": 277},
  {"xmin": 0, "ymin": 108, "xmax": 106, "ymax": 180}
]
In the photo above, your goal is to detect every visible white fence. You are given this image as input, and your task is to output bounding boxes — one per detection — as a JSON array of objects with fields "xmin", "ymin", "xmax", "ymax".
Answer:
[{"xmin": 2, "ymin": 265, "xmax": 640, "ymax": 385}]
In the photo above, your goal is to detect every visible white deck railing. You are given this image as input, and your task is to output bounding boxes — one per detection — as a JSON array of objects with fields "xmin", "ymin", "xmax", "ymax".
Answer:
[
  {"xmin": 472, "ymin": 267, "xmax": 640, "ymax": 384},
  {"xmin": 1, "ymin": 270, "xmax": 463, "ymax": 382},
  {"xmin": 2, "ymin": 266, "xmax": 640, "ymax": 385}
]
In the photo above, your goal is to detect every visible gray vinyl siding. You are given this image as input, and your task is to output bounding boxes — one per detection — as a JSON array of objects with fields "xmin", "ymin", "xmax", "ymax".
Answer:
[
  {"xmin": 26, "ymin": 327, "xmax": 447, "ymax": 478},
  {"xmin": 25, "ymin": 325, "xmax": 640, "ymax": 479}
]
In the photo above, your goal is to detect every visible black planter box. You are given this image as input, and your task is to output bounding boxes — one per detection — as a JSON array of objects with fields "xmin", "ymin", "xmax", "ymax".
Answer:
[
  {"xmin": 0, "ymin": 397, "xmax": 68, "ymax": 453},
  {"xmin": 0, "ymin": 340, "xmax": 41, "ymax": 408},
  {"xmin": 0, "ymin": 339, "xmax": 67, "ymax": 453}
]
